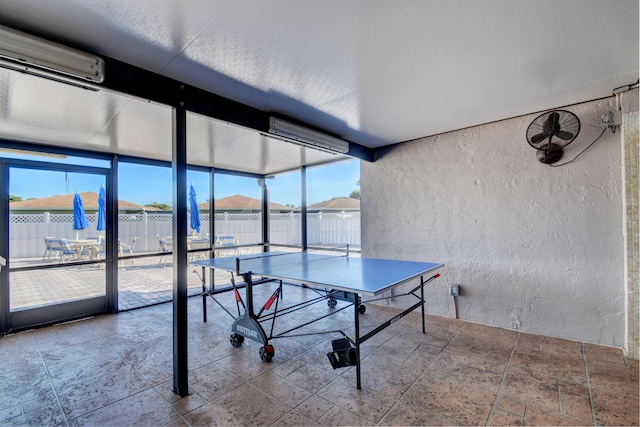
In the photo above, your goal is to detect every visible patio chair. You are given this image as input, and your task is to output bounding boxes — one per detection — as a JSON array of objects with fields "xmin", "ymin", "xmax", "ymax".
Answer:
[
  {"xmin": 58, "ymin": 239, "xmax": 80, "ymax": 263},
  {"xmin": 214, "ymin": 235, "xmax": 239, "ymax": 257},
  {"xmin": 93, "ymin": 240, "xmax": 106, "ymax": 260},
  {"xmin": 120, "ymin": 237, "xmax": 137, "ymax": 261},
  {"xmin": 42, "ymin": 237, "xmax": 62, "ymax": 260},
  {"xmin": 156, "ymin": 235, "xmax": 172, "ymax": 267},
  {"xmin": 188, "ymin": 237, "xmax": 210, "ymax": 261}
]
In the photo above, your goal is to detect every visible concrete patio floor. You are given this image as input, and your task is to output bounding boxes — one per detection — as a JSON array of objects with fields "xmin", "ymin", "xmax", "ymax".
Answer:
[{"xmin": 8, "ymin": 254, "xmax": 218, "ymax": 311}]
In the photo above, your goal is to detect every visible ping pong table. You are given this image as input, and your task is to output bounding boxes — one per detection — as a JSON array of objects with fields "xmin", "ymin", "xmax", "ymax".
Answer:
[{"xmin": 193, "ymin": 251, "xmax": 442, "ymax": 389}]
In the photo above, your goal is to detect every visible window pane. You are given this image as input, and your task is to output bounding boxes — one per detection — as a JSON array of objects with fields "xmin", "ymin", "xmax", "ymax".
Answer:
[
  {"xmin": 306, "ymin": 160, "xmax": 360, "ymax": 251},
  {"xmin": 118, "ymin": 162, "xmax": 170, "ymax": 255},
  {"xmin": 269, "ymin": 170, "xmax": 300, "ymax": 247},
  {"xmin": 116, "ymin": 162, "xmax": 209, "ymax": 310},
  {"xmin": 214, "ymin": 174, "xmax": 262, "ymax": 254}
]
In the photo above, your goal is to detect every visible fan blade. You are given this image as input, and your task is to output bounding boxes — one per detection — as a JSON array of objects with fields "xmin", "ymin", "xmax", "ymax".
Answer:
[
  {"xmin": 530, "ymin": 132, "xmax": 550, "ymax": 144},
  {"xmin": 556, "ymin": 131, "xmax": 574, "ymax": 141},
  {"xmin": 543, "ymin": 112, "xmax": 561, "ymax": 133}
]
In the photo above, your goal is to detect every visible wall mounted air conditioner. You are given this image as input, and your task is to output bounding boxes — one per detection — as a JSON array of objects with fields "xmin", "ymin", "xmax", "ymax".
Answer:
[{"xmin": 268, "ymin": 117, "xmax": 349, "ymax": 154}]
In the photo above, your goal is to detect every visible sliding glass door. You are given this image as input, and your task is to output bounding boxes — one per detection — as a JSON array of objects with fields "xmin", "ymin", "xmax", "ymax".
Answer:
[{"xmin": 1, "ymin": 155, "xmax": 111, "ymax": 332}]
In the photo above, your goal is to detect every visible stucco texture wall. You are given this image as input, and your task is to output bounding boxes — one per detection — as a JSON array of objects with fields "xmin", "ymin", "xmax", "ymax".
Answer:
[{"xmin": 362, "ymin": 96, "xmax": 631, "ymax": 348}]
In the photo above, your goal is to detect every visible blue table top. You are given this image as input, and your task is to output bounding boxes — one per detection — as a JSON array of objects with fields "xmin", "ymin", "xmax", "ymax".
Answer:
[{"xmin": 193, "ymin": 252, "xmax": 443, "ymax": 296}]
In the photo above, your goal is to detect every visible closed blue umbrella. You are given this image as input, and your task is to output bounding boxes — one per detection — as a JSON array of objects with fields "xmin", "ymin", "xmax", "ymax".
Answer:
[
  {"xmin": 73, "ymin": 192, "xmax": 89, "ymax": 239},
  {"xmin": 189, "ymin": 184, "xmax": 201, "ymax": 236},
  {"xmin": 97, "ymin": 185, "xmax": 106, "ymax": 234}
]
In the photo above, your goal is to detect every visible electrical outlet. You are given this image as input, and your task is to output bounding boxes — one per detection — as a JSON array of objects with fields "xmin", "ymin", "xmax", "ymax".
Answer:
[
  {"xmin": 601, "ymin": 111, "xmax": 622, "ymax": 130},
  {"xmin": 450, "ymin": 285, "xmax": 459, "ymax": 297}
]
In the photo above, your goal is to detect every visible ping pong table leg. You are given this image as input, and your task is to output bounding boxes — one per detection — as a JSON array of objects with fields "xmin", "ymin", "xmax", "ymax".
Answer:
[
  {"xmin": 421, "ymin": 275, "xmax": 426, "ymax": 334},
  {"xmin": 202, "ymin": 266, "xmax": 207, "ymax": 323},
  {"xmin": 354, "ymin": 292, "xmax": 362, "ymax": 390}
]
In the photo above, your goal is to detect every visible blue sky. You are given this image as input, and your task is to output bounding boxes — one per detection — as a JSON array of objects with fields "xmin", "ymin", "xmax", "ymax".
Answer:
[{"xmin": 8, "ymin": 158, "xmax": 359, "ymax": 207}]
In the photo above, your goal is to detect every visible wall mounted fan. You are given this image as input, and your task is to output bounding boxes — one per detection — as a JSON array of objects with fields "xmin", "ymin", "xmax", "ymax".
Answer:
[{"xmin": 526, "ymin": 110, "xmax": 580, "ymax": 164}]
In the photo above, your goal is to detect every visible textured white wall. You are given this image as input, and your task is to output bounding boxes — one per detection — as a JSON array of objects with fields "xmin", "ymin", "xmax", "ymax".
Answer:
[{"xmin": 362, "ymin": 97, "xmax": 627, "ymax": 346}]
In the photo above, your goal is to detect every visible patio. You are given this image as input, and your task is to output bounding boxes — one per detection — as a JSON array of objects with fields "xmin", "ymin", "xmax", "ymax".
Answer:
[
  {"xmin": 9, "ymin": 254, "xmax": 215, "ymax": 311},
  {"xmin": 8, "ymin": 244, "xmax": 361, "ymax": 312}
]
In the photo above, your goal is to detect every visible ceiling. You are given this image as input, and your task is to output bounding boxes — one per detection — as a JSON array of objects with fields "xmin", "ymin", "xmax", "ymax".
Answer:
[{"xmin": 0, "ymin": 0, "xmax": 637, "ymax": 176}]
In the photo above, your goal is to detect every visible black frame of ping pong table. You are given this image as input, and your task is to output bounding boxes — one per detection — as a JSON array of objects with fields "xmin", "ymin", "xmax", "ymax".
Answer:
[{"xmin": 196, "ymin": 257, "xmax": 441, "ymax": 389}]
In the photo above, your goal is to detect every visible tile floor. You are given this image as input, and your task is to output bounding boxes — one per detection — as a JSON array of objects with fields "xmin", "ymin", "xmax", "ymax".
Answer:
[{"xmin": 0, "ymin": 283, "xmax": 638, "ymax": 426}]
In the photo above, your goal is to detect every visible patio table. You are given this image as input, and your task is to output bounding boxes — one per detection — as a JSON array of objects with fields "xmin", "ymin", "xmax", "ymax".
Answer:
[{"xmin": 65, "ymin": 239, "xmax": 100, "ymax": 260}]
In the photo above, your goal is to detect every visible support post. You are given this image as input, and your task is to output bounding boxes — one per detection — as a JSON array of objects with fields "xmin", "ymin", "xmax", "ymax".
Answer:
[
  {"xmin": 172, "ymin": 95, "xmax": 189, "ymax": 397},
  {"xmin": 105, "ymin": 155, "xmax": 118, "ymax": 313},
  {"xmin": 0, "ymin": 162, "xmax": 8, "ymax": 333},
  {"xmin": 261, "ymin": 179, "xmax": 269, "ymax": 252},
  {"xmin": 301, "ymin": 166, "xmax": 307, "ymax": 251},
  {"xmin": 209, "ymin": 169, "xmax": 215, "ymax": 287}
]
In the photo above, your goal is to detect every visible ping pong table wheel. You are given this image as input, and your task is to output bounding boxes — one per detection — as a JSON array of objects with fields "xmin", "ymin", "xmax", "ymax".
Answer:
[
  {"xmin": 327, "ymin": 297, "xmax": 337, "ymax": 308},
  {"xmin": 230, "ymin": 333, "xmax": 244, "ymax": 348},
  {"xmin": 358, "ymin": 304, "xmax": 366, "ymax": 314},
  {"xmin": 259, "ymin": 345, "xmax": 274, "ymax": 362}
]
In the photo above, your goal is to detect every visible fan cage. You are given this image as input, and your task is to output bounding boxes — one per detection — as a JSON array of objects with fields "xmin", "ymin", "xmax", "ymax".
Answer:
[{"xmin": 526, "ymin": 110, "xmax": 581, "ymax": 149}]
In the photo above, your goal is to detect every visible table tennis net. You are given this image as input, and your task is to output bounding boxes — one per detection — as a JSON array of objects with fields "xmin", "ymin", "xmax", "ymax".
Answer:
[{"xmin": 234, "ymin": 251, "xmax": 348, "ymax": 274}]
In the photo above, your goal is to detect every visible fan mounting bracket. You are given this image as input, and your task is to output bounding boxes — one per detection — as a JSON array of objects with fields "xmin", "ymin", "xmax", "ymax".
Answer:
[{"xmin": 537, "ymin": 149, "xmax": 563, "ymax": 164}]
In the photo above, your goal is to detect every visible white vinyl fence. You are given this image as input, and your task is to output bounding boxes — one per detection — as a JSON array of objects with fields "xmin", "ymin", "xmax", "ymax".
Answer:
[{"xmin": 9, "ymin": 211, "xmax": 361, "ymax": 258}]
